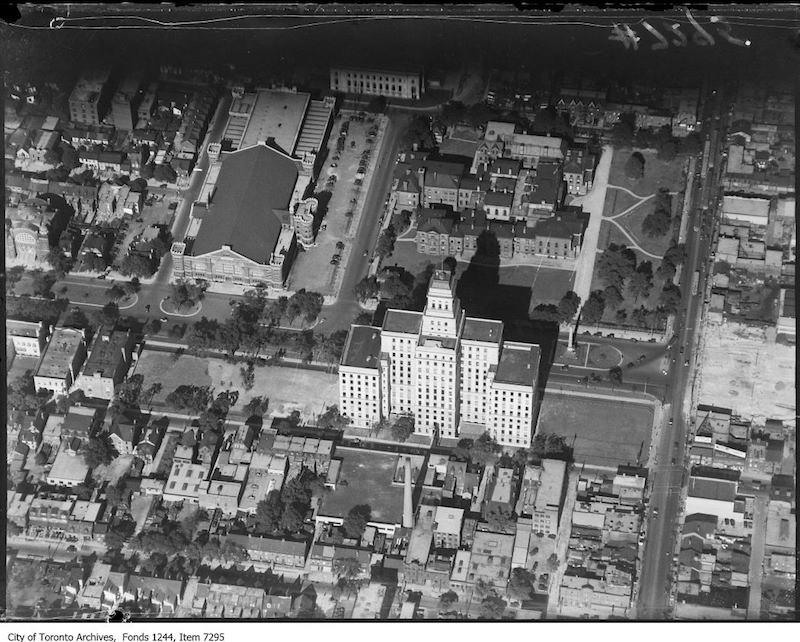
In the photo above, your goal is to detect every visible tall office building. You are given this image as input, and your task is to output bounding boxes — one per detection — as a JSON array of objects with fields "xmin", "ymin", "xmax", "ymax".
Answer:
[{"xmin": 339, "ymin": 271, "xmax": 541, "ymax": 447}]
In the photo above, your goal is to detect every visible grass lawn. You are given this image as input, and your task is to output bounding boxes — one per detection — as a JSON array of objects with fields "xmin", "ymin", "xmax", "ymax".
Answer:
[
  {"xmin": 608, "ymin": 149, "xmax": 686, "ymax": 195},
  {"xmin": 386, "ymin": 239, "xmax": 440, "ymax": 277},
  {"xmin": 615, "ymin": 191, "xmax": 681, "ymax": 258},
  {"xmin": 134, "ymin": 349, "xmax": 339, "ymax": 420},
  {"xmin": 602, "ymin": 188, "xmax": 640, "ymax": 218},
  {"xmin": 537, "ymin": 391, "xmax": 654, "ymax": 469}
]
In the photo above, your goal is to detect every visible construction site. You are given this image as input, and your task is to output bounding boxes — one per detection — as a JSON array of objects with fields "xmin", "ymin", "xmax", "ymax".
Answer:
[{"xmin": 694, "ymin": 319, "xmax": 796, "ymax": 424}]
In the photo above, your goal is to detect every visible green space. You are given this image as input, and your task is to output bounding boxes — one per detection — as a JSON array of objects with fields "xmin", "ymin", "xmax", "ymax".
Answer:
[
  {"xmin": 602, "ymin": 188, "xmax": 640, "ymax": 219},
  {"xmin": 133, "ymin": 350, "xmax": 339, "ymax": 420},
  {"xmin": 615, "ymin": 192, "xmax": 680, "ymax": 258},
  {"xmin": 586, "ymin": 344, "xmax": 624, "ymax": 369},
  {"xmin": 537, "ymin": 392, "xmax": 654, "ymax": 469},
  {"xmin": 608, "ymin": 149, "xmax": 685, "ymax": 196}
]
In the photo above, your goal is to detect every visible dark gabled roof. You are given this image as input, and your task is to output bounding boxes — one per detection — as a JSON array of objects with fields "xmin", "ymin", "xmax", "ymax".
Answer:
[
  {"xmin": 190, "ymin": 143, "xmax": 301, "ymax": 263},
  {"xmin": 484, "ymin": 191, "xmax": 513, "ymax": 208},
  {"xmin": 532, "ymin": 209, "xmax": 588, "ymax": 240}
]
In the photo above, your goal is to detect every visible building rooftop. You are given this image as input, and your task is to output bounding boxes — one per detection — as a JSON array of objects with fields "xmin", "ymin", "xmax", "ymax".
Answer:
[
  {"xmin": 536, "ymin": 459, "xmax": 567, "ymax": 511},
  {"xmin": 532, "ymin": 208, "xmax": 588, "ymax": 239},
  {"xmin": 48, "ymin": 442, "xmax": 91, "ymax": 483},
  {"xmin": 433, "ymin": 505, "xmax": 464, "ymax": 536},
  {"xmin": 341, "ymin": 325, "xmax": 382, "ymax": 370},
  {"xmin": 382, "ymin": 309, "xmax": 423, "ymax": 335},
  {"xmin": 189, "ymin": 143, "xmax": 300, "ymax": 263},
  {"xmin": 688, "ymin": 477, "xmax": 736, "ymax": 502},
  {"xmin": 226, "ymin": 89, "xmax": 310, "ymax": 156},
  {"xmin": 35, "ymin": 327, "xmax": 85, "ymax": 379},
  {"xmin": 7, "ymin": 319, "xmax": 42, "ymax": 338},
  {"xmin": 461, "ymin": 317, "xmax": 503, "ymax": 344},
  {"xmin": 82, "ymin": 327, "xmax": 130, "ymax": 378},
  {"xmin": 494, "ymin": 341, "xmax": 541, "ymax": 387}
]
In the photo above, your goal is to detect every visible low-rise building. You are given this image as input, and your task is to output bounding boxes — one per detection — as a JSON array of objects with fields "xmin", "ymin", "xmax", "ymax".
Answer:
[
  {"xmin": 33, "ymin": 327, "xmax": 88, "ymax": 396},
  {"xmin": 72, "ymin": 327, "xmax": 134, "ymax": 400},
  {"xmin": 7, "ymin": 319, "xmax": 50, "ymax": 358}
]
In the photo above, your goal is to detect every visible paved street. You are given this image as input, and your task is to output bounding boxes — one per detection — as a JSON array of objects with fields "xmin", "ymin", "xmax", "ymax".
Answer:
[
  {"xmin": 636, "ymin": 81, "xmax": 727, "ymax": 619},
  {"xmin": 747, "ymin": 493, "xmax": 769, "ymax": 618}
]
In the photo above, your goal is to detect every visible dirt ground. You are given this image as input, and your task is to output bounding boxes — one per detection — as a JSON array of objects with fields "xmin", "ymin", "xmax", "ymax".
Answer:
[{"xmin": 696, "ymin": 320, "xmax": 796, "ymax": 422}]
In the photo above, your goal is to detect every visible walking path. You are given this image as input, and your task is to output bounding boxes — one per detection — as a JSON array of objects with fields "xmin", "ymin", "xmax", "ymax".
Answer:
[
  {"xmin": 571, "ymin": 145, "xmax": 613, "ymax": 304},
  {"xmin": 604, "ymin": 220, "xmax": 663, "ymax": 259}
]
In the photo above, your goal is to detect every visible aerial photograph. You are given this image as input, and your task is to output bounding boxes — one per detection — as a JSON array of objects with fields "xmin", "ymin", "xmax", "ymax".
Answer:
[{"xmin": 2, "ymin": 3, "xmax": 796, "ymax": 626}]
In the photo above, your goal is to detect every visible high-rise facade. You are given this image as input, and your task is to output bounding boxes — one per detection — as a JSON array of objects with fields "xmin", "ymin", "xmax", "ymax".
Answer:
[{"xmin": 339, "ymin": 271, "xmax": 541, "ymax": 447}]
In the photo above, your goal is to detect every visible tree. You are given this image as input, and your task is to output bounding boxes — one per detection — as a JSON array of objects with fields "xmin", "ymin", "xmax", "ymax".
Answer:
[
  {"xmin": 642, "ymin": 197, "xmax": 672, "ymax": 237},
  {"xmin": 47, "ymin": 249, "xmax": 72, "ymax": 277},
  {"xmin": 105, "ymin": 518, "xmax": 136, "ymax": 550},
  {"xmin": 286, "ymin": 289, "xmax": 324, "ymax": 324},
  {"xmin": 366, "ymin": 95, "xmax": 387, "ymax": 114},
  {"xmin": 140, "ymin": 163, "xmax": 155, "ymax": 180},
  {"xmin": 171, "ymin": 280, "xmax": 204, "ymax": 308},
  {"xmin": 663, "ymin": 240, "xmax": 687, "ymax": 267},
  {"xmin": 597, "ymin": 244, "xmax": 637, "ymax": 290},
  {"xmin": 164, "ymin": 385, "xmax": 212, "ymax": 413},
  {"xmin": 354, "ymin": 276, "xmax": 380, "ymax": 303},
  {"xmin": 243, "ymin": 395, "xmax": 269, "ymax": 418},
  {"xmin": 106, "ymin": 283, "xmax": 126, "ymax": 302},
  {"xmin": 628, "ymin": 262, "xmax": 654, "ymax": 302},
  {"xmin": 509, "ymin": 568, "xmax": 536, "ymax": 601},
  {"xmin": 656, "ymin": 259, "xmax": 676, "ymax": 282},
  {"xmin": 603, "ymin": 284, "xmax": 624, "ymax": 311},
  {"xmin": 390, "ymin": 416, "xmax": 415, "ymax": 442},
  {"xmin": 443, "ymin": 255, "xmax": 457, "ymax": 274},
  {"xmin": 279, "ymin": 502, "xmax": 305, "ymax": 533},
  {"xmin": 557, "ymin": 291, "xmax": 581, "ymax": 321},
  {"xmin": 342, "ymin": 504, "xmax": 372, "ymax": 539},
  {"xmin": 582, "ymin": 290, "xmax": 606, "ymax": 324},
  {"xmin": 83, "ymin": 434, "xmax": 119, "ymax": 468},
  {"xmin": 30, "ymin": 270, "xmax": 57, "ymax": 298},
  {"xmin": 100, "ymin": 301, "xmax": 120, "ymax": 327},
  {"xmin": 317, "ymin": 405, "xmax": 350, "ymax": 431},
  {"xmin": 608, "ymin": 366, "xmax": 623, "ymax": 386},
  {"xmin": 154, "ymin": 163, "xmax": 177, "ymax": 183},
  {"xmin": 547, "ymin": 553, "xmax": 559, "ymax": 572},
  {"xmin": 439, "ymin": 590, "xmax": 459, "ymax": 610},
  {"xmin": 485, "ymin": 503, "xmax": 514, "ymax": 533},
  {"xmin": 624, "ymin": 152, "xmax": 645, "ymax": 179},
  {"xmin": 611, "ymin": 113, "xmax": 636, "ymax": 148},
  {"xmin": 679, "ymin": 132, "xmax": 703, "ymax": 156},
  {"xmin": 390, "ymin": 209, "xmax": 412, "ymax": 234},
  {"xmin": 255, "ymin": 490, "xmax": 284, "ymax": 533},
  {"xmin": 375, "ymin": 228, "xmax": 396, "ymax": 259},
  {"xmin": 531, "ymin": 433, "xmax": 571, "ymax": 460},
  {"xmin": 128, "ymin": 177, "xmax": 148, "ymax": 193},
  {"xmin": 469, "ymin": 432, "xmax": 501, "ymax": 466},
  {"xmin": 381, "ymin": 273, "xmax": 412, "ymax": 303},
  {"xmin": 530, "ymin": 303, "xmax": 562, "ymax": 323},
  {"xmin": 333, "ymin": 556, "xmax": 364, "ymax": 580},
  {"xmin": 61, "ymin": 145, "xmax": 80, "ymax": 170},
  {"xmin": 658, "ymin": 283, "xmax": 682, "ymax": 314},
  {"xmin": 119, "ymin": 254, "xmax": 155, "ymax": 278},
  {"xmin": 354, "ymin": 311, "xmax": 373, "ymax": 325},
  {"xmin": 480, "ymin": 593, "xmax": 507, "ymax": 620}
]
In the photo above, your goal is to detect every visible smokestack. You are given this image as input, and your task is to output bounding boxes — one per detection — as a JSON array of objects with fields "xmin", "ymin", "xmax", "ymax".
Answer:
[{"xmin": 403, "ymin": 456, "xmax": 413, "ymax": 528}]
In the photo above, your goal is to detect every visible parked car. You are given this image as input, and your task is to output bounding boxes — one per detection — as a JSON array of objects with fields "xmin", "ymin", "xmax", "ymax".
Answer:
[
  {"xmin": 160, "ymin": 317, "xmax": 168, "ymax": 323},
  {"xmin": 320, "ymin": 223, "xmax": 327, "ymax": 231},
  {"xmin": 330, "ymin": 162, "xmax": 337, "ymax": 168},
  {"xmin": 684, "ymin": 359, "xmax": 690, "ymax": 367},
  {"xmin": 362, "ymin": 250, "xmax": 368, "ymax": 257}
]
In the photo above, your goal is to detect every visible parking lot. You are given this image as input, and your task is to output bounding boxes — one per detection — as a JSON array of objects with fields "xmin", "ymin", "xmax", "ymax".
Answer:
[{"xmin": 289, "ymin": 111, "xmax": 384, "ymax": 296}]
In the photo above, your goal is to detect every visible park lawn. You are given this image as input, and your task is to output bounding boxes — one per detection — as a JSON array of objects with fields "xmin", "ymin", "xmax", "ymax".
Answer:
[
  {"xmin": 536, "ymin": 391, "xmax": 654, "ymax": 469},
  {"xmin": 133, "ymin": 351, "xmax": 213, "ymax": 405},
  {"xmin": 616, "ymin": 204, "xmax": 673, "ymax": 258},
  {"xmin": 387, "ymin": 239, "xmax": 441, "ymax": 277},
  {"xmin": 608, "ymin": 148, "xmax": 686, "ymax": 196},
  {"xmin": 524, "ymin": 266, "xmax": 575, "ymax": 306},
  {"xmin": 602, "ymin": 188, "xmax": 640, "ymax": 218}
]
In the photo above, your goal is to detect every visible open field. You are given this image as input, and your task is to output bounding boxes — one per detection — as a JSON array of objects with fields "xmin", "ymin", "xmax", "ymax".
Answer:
[
  {"xmin": 536, "ymin": 391, "xmax": 654, "ymax": 469},
  {"xmin": 602, "ymin": 188, "xmax": 640, "ymax": 218},
  {"xmin": 134, "ymin": 350, "xmax": 339, "ymax": 420},
  {"xmin": 607, "ymin": 149, "xmax": 685, "ymax": 196}
]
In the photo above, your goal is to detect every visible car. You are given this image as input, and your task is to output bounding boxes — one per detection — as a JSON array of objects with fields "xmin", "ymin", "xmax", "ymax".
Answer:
[
  {"xmin": 160, "ymin": 317, "xmax": 168, "ymax": 323},
  {"xmin": 330, "ymin": 259, "xmax": 338, "ymax": 265},
  {"xmin": 363, "ymin": 250, "xmax": 368, "ymax": 257},
  {"xmin": 330, "ymin": 162, "xmax": 337, "ymax": 168},
  {"xmin": 669, "ymin": 418, "xmax": 674, "ymax": 425},
  {"xmin": 97, "ymin": 274, "xmax": 107, "ymax": 280},
  {"xmin": 679, "ymin": 346, "xmax": 684, "ymax": 354},
  {"xmin": 320, "ymin": 223, "xmax": 327, "ymax": 231},
  {"xmin": 684, "ymin": 359, "xmax": 690, "ymax": 367},
  {"xmin": 671, "ymin": 457, "xmax": 677, "ymax": 464}
]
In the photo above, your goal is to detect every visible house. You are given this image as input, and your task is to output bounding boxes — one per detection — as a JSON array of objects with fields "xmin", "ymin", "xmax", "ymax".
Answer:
[
  {"xmin": 72, "ymin": 327, "xmax": 134, "ymax": 401},
  {"xmin": 33, "ymin": 327, "xmax": 88, "ymax": 396},
  {"xmin": 107, "ymin": 415, "xmax": 139, "ymax": 456},
  {"xmin": 61, "ymin": 406, "xmax": 97, "ymax": 441},
  {"xmin": 563, "ymin": 146, "xmax": 596, "ymax": 195},
  {"xmin": 432, "ymin": 505, "xmax": 464, "ymax": 549},
  {"xmin": 123, "ymin": 575, "xmax": 184, "ymax": 615},
  {"xmin": 77, "ymin": 562, "xmax": 112, "ymax": 610},
  {"xmin": 135, "ymin": 422, "xmax": 166, "ymax": 464}
]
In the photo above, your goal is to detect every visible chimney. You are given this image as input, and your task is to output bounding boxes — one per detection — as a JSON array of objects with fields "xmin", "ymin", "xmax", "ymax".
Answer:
[{"xmin": 402, "ymin": 456, "xmax": 414, "ymax": 528}]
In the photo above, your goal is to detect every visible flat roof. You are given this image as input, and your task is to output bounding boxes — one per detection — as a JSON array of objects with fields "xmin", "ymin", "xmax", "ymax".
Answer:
[
  {"xmin": 462, "ymin": 318, "xmax": 503, "ymax": 343},
  {"xmin": 433, "ymin": 506, "xmax": 464, "ymax": 535},
  {"xmin": 535, "ymin": 459, "xmax": 567, "ymax": 511},
  {"xmin": 382, "ymin": 309, "xmax": 423, "ymax": 335},
  {"xmin": 341, "ymin": 325, "xmax": 382, "ymax": 370},
  {"xmin": 190, "ymin": 143, "xmax": 299, "ymax": 263},
  {"xmin": 237, "ymin": 89, "xmax": 310, "ymax": 156},
  {"xmin": 7, "ymin": 319, "xmax": 41, "ymax": 338},
  {"xmin": 494, "ymin": 341, "xmax": 540, "ymax": 387},
  {"xmin": 35, "ymin": 327, "xmax": 84, "ymax": 379},
  {"xmin": 48, "ymin": 445, "xmax": 90, "ymax": 483},
  {"xmin": 319, "ymin": 448, "xmax": 422, "ymax": 527}
]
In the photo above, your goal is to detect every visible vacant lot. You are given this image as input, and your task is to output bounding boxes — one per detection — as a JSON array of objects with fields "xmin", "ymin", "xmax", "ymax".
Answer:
[
  {"xmin": 537, "ymin": 391, "xmax": 654, "ymax": 469},
  {"xmin": 134, "ymin": 350, "xmax": 339, "ymax": 420}
]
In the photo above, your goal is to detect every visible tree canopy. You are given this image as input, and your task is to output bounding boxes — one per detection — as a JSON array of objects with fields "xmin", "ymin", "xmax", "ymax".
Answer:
[
  {"xmin": 342, "ymin": 504, "xmax": 372, "ymax": 539},
  {"xmin": 624, "ymin": 151, "xmax": 645, "ymax": 179},
  {"xmin": 581, "ymin": 290, "xmax": 606, "ymax": 324},
  {"xmin": 390, "ymin": 416, "xmax": 415, "ymax": 442},
  {"xmin": 597, "ymin": 243, "xmax": 637, "ymax": 290}
]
